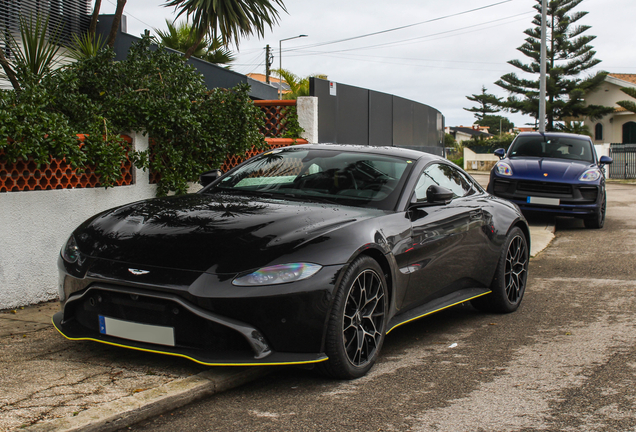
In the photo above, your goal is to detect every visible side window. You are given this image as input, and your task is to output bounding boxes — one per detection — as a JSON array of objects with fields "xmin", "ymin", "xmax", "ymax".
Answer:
[{"xmin": 413, "ymin": 163, "xmax": 472, "ymax": 201}]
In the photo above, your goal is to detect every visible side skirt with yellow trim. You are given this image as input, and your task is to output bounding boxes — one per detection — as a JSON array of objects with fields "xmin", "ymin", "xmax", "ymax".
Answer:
[{"xmin": 387, "ymin": 288, "xmax": 491, "ymax": 334}]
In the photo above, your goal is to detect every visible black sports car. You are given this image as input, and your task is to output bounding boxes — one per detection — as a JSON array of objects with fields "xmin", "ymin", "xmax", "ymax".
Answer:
[{"xmin": 54, "ymin": 144, "xmax": 530, "ymax": 379}]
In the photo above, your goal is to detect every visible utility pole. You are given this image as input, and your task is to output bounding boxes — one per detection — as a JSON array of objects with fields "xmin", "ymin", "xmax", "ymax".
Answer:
[
  {"xmin": 538, "ymin": 0, "xmax": 547, "ymax": 133},
  {"xmin": 265, "ymin": 45, "xmax": 273, "ymax": 84}
]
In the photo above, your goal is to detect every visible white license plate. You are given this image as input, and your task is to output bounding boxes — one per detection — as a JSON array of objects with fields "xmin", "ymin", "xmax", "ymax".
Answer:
[
  {"xmin": 527, "ymin": 196, "xmax": 560, "ymax": 206},
  {"xmin": 99, "ymin": 315, "xmax": 175, "ymax": 346}
]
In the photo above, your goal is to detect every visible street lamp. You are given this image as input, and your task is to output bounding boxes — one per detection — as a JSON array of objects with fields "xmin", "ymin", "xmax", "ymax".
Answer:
[{"xmin": 279, "ymin": 34, "xmax": 308, "ymax": 100}]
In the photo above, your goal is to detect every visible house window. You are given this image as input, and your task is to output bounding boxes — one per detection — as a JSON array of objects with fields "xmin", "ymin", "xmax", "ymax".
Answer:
[
  {"xmin": 595, "ymin": 123, "xmax": 603, "ymax": 141},
  {"xmin": 623, "ymin": 122, "xmax": 636, "ymax": 144}
]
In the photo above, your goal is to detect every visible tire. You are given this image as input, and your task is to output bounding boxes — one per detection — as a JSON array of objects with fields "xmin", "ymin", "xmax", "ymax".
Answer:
[
  {"xmin": 319, "ymin": 256, "xmax": 388, "ymax": 379},
  {"xmin": 584, "ymin": 192, "xmax": 606, "ymax": 229},
  {"xmin": 472, "ymin": 226, "xmax": 528, "ymax": 313}
]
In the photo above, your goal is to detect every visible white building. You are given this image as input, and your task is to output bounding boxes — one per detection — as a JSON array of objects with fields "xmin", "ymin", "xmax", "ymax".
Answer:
[{"xmin": 583, "ymin": 73, "xmax": 636, "ymax": 144}]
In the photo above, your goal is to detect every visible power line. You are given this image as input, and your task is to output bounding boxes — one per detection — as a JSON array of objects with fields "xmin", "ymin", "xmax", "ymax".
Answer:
[
  {"xmin": 285, "ymin": 11, "xmax": 533, "ymax": 57},
  {"xmin": 283, "ymin": 0, "xmax": 521, "ymax": 52},
  {"xmin": 103, "ymin": 0, "xmax": 157, "ymax": 31}
]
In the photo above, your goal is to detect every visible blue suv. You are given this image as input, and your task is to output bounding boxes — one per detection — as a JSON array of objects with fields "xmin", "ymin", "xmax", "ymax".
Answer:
[{"xmin": 487, "ymin": 132, "xmax": 613, "ymax": 229}]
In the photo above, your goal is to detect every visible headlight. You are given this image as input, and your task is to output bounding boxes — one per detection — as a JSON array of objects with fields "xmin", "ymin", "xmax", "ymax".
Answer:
[
  {"xmin": 579, "ymin": 168, "xmax": 601, "ymax": 182},
  {"xmin": 61, "ymin": 235, "xmax": 81, "ymax": 263},
  {"xmin": 233, "ymin": 263, "xmax": 322, "ymax": 286},
  {"xmin": 495, "ymin": 161, "xmax": 513, "ymax": 176}
]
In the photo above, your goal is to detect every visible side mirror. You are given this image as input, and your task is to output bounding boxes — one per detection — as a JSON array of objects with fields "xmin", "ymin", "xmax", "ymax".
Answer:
[
  {"xmin": 409, "ymin": 185, "xmax": 454, "ymax": 209},
  {"xmin": 200, "ymin": 169, "xmax": 222, "ymax": 187},
  {"xmin": 427, "ymin": 185, "xmax": 454, "ymax": 204},
  {"xmin": 599, "ymin": 155, "xmax": 613, "ymax": 165},
  {"xmin": 494, "ymin": 148, "xmax": 506, "ymax": 159}
]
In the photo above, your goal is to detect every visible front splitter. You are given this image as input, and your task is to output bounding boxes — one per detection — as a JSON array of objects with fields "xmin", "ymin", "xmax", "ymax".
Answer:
[{"xmin": 52, "ymin": 312, "xmax": 328, "ymax": 367}]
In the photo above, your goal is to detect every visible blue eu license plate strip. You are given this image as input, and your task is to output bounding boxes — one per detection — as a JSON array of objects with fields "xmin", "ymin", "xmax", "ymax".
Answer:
[{"xmin": 98, "ymin": 315, "xmax": 175, "ymax": 346}]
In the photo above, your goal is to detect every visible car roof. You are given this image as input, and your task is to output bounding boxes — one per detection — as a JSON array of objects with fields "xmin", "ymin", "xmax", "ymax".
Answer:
[
  {"xmin": 285, "ymin": 143, "xmax": 440, "ymax": 162},
  {"xmin": 515, "ymin": 132, "xmax": 592, "ymax": 142}
]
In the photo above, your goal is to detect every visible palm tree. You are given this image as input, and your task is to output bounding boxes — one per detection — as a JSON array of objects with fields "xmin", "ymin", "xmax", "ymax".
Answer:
[
  {"xmin": 154, "ymin": 20, "xmax": 234, "ymax": 66},
  {"xmin": 0, "ymin": 49, "xmax": 20, "ymax": 92},
  {"xmin": 164, "ymin": 0, "xmax": 287, "ymax": 60},
  {"xmin": 273, "ymin": 69, "xmax": 327, "ymax": 100},
  {"xmin": 65, "ymin": 32, "xmax": 107, "ymax": 61},
  {"xmin": 89, "ymin": 0, "xmax": 103, "ymax": 37},
  {"xmin": 106, "ymin": 0, "xmax": 127, "ymax": 48},
  {"xmin": 0, "ymin": 15, "xmax": 64, "ymax": 91}
]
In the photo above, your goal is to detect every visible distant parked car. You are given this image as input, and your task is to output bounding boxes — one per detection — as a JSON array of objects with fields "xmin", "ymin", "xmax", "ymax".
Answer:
[{"xmin": 487, "ymin": 132, "xmax": 613, "ymax": 229}]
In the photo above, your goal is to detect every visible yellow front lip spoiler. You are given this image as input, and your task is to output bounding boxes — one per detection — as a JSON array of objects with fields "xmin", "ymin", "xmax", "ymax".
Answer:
[
  {"xmin": 51, "ymin": 316, "xmax": 329, "ymax": 367},
  {"xmin": 52, "ymin": 289, "xmax": 491, "ymax": 367}
]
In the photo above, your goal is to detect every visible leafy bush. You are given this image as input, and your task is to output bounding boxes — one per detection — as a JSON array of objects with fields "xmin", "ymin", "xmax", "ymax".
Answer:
[
  {"xmin": 0, "ymin": 35, "xmax": 265, "ymax": 195},
  {"xmin": 463, "ymin": 134, "xmax": 515, "ymax": 154},
  {"xmin": 449, "ymin": 157, "xmax": 464, "ymax": 168},
  {"xmin": 281, "ymin": 106, "xmax": 304, "ymax": 139}
]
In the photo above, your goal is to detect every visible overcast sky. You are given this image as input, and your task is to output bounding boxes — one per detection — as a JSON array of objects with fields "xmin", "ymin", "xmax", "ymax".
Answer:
[{"xmin": 100, "ymin": 0, "xmax": 636, "ymax": 129}]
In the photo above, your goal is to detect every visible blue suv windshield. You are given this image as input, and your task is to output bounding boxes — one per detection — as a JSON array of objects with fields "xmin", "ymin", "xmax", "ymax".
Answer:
[{"xmin": 509, "ymin": 136, "xmax": 595, "ymax": 163}]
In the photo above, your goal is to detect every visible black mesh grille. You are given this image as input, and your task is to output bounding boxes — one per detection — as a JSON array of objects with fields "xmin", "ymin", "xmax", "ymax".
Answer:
[
  {"xmin": 493, "ymin": 180, "xmax": 511, "ymax": 194},
  {"xmin": 71, "ymin": 288, "xmax": 252, "ymax": 353},
  {"xmin": 517, "ymin": 181, "xmax": 572, "ymax": 195},
  {"xmin": 579, "ymin": 187, "xmax": 599, "ymax": 202}
]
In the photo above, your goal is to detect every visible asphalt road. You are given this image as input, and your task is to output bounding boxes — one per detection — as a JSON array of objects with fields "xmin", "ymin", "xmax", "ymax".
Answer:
[{"xmin": 122, "ymin": 182, "xmax": 636, "ymax": 432}]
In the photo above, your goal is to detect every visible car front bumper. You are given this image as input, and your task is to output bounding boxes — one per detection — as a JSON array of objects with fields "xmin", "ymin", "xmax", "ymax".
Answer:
[
  {"xmin": 488, "ymin": 177, "xmax": 603, "ymax": 217},
  {"xmin": 55, "ymin": 258, "xmax": 346, "ymax": 366}
]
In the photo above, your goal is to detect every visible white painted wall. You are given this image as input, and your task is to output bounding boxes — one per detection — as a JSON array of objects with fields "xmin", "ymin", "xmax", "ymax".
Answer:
[
  {"xmin": 463, "ymin": 147, "xmax": 498, "ymax": 171},
  {"xmin": 297, "ymin": 96, "xmax": 318, "ymax": 143},
  {"xmin": 0, "ymin": 132, "xmax": 157, "ymax": 309}
]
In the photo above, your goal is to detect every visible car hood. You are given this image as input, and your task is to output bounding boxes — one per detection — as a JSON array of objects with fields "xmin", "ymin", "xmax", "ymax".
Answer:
[
  {"xmin": 73, "ymin": 193, "xmax": 384, "ymax": 274},
  {"xmin": 506, "ymin": 157, "xmax": 593, "ymax": 182}
]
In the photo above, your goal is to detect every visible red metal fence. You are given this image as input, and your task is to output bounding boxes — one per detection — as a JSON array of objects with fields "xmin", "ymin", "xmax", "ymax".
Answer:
[
  {"xmin": 255, "ymin": 100, "xmax": 297, "ymax": 138},
  {"xmin": 0, "ymin": 136, "xmax": 134, "ymax": 193}
]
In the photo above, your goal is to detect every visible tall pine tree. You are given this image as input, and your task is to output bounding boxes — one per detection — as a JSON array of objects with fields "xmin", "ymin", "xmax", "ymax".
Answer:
[
  {"xmin": 495, "ymin": 0, "xmax": 613, "ymax": 130},
  {"xmin": 464, "ymin": 86, "xmax": 502, "ymax": 121},
  {"xmin": 617, "ymin": 87, "xmax": 636, "ymax": 114}
]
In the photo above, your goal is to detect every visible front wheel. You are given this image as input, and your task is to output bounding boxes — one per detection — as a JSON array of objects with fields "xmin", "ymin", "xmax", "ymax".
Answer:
[
  {"xmin": 472, "ymin": 226, "xmax": 528, "ymax": 313},
  {"xmin": 319, "ymin": 256, "xmax": 388, "ymax": 379},
  {"xmin": 584, "ymin": 192, "xmax": 606, "ymax": 229}
]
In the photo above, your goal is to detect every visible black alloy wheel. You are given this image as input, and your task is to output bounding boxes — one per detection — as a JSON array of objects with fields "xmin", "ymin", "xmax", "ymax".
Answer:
[
  {"xmin": 584, "ymin": 192, "xmax": 606, "ymax": 229},
  {"xmin": 320, "ymin": 256, "xmax": 388, "ymax": 379},
  {"xmin": 472, "ymin": 226, "xmax": 528, "ymax": 313}
]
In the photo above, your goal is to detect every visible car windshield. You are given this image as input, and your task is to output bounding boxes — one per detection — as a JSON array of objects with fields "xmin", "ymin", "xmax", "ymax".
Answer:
[
  {"xmin": 508, "ymin": 136, "xmax": 595, "ymax": 163},
  {"xmin": 205, "ymin": 147, "xmax": 414, "ymax": 210}
]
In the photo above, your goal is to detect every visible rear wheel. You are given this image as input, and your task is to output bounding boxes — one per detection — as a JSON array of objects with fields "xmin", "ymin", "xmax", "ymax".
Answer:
[
  {"xmin": 472, "ymin": 226, "xmax": 528, "ymax": 313},
  {"xmin": 319, "ymin": 256, "xmax": 388, "ymax": 379},
  {"xmin": 584, "ymin": 192, "xmax": 606, "ymax": 229}
]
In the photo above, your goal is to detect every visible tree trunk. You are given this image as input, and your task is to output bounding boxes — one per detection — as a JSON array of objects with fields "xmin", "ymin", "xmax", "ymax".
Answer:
[
  {"xmin": 89, "ymin": 0, "xmax": 102, "ymax": 37},
  {"xmin": 183, "ymin": 27, "xmax": 207, "ymax": 60},
  {"xmin": 106, "ymin": 0, "xmax": 127, "ymax": 48},
  {"xmin": 0, "ymin": 48, "xmax": 20, "ymax": 92}
]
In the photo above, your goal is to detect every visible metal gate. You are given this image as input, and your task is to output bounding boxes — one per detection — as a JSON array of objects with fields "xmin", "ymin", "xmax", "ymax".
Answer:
[{"xmin": 609, "ymin": 144, "xmax": 636, "ymax": 179}]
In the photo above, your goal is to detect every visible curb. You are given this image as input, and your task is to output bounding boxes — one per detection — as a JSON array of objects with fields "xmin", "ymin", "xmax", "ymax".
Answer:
[
  {"xmin": 23, "ymin": 368, "xmax": 269, "ymax": 432},
  {"xmin": 529, "ymin": 220, "xmax": 555, "ymax": 258}
]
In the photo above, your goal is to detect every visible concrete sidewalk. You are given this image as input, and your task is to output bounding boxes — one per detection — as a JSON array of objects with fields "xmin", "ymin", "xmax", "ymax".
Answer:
[
  {"xmin": 0, "ymin": 223, "xmax": 555, "ymax": 432},
  {"xmin": 0, "ymin": 302, "xmax": 268, "ymax": 432}
]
